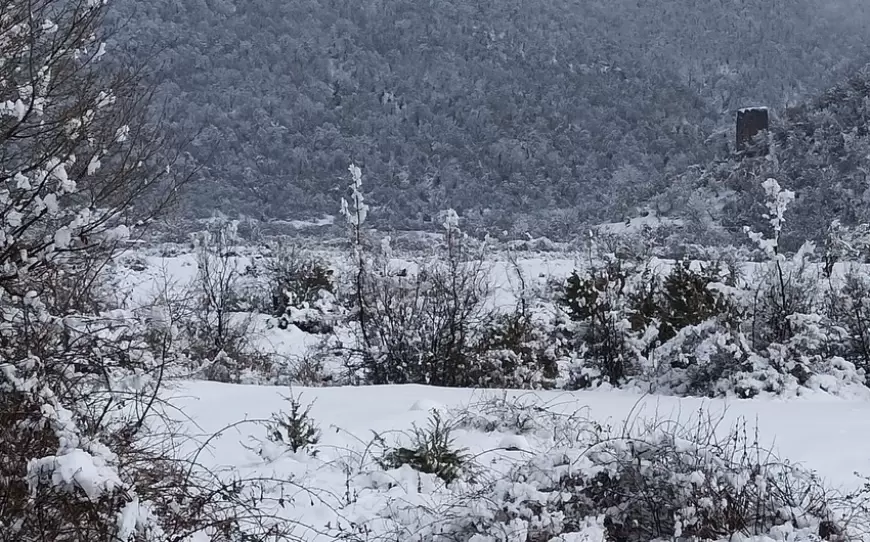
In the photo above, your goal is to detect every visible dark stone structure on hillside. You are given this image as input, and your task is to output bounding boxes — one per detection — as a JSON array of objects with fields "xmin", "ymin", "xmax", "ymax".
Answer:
[
  {"xmin": 736, "ymin": 107, "xmax": 769, "ymax": 156},
  {"xmin": 737, "ymin": 107, "xmax": 770, "ymax": 156}
]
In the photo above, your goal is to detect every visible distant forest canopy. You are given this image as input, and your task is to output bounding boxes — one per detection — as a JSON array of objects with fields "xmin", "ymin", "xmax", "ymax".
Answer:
[
  {"xmin": 106, "ymin": 0, "xmax": 870, "ymax": 235},
  {"xmin": 659, "ymin": 67, "xmax": 870, "ymax": 251}
]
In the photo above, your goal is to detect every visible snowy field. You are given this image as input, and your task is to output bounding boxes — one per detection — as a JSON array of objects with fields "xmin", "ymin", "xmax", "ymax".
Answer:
[
  {"xmin": 176, "ymin": 380, "xmax": 870, "ymax": 489},
  {"xmin": 104, "ymin": 236, "xmax": 870, "ymax": 541},
  {"xmin": 168, "ymin": 380, "xmax": 870, "ymax": 539},
  {"xmin": 112, "ymin": 244, "xmax": 586, "ymax": 367},
  {"xmin": 115, "ymin": 242, "xmax": 583, "ymax": 310}
]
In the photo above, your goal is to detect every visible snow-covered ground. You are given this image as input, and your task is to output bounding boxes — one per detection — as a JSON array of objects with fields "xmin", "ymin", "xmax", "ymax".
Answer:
[
  {"xmin": 114, "ymin": 244, "xmax": 583, "ymax": 310},
  {"xmin": 110, "ymin": 238, "xmax": 870, "ymax": 540},
  {"xmin": 168, "ymin": 381, "xmax": 870, "ymax": 540},
  {"xmin": 176, "ymin": 381, "xmax": 870, "ymax": 489}
]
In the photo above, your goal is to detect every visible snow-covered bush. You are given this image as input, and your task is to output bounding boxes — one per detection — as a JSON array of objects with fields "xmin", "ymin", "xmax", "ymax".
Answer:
[
  {"xmin": 1, "ymin": 312, "xmax": 165, "ymax": 540},
  {"xmin": 718, "ymin": 179, "xmax": 863, "ymax": 396},
  {"xmin": 557, "ymin": 179, "xmax": 870, "ymax": 398},
  {"xmin": 267, "ymin": 242, "xmax": 334, "ymax": 317},
  {"xmin": 480, "ymin": 259, "xmax": 562, "ymax": 389},
  {"xmin": 827, "ymin": 270, "xmax": 870, "ymax": 377},
  {"xmin": 743, "ymin": 180, "xmax": 820, "ymax": 349},
  {"xmin": 682, "ymin": 197, "xmax": 866, "ymax": 397},
  {"xmin": 559, "ymin": 257, "xmax": 637, "ymax": 385},
  {"xmin": 657, "ymin": 260, "xmax": 734, "ymax": 341},
  {"xmin": 0, "ymin": 0, "xmax": 172, "ymax": 534},
  {"xmin": 276, "ymin": 290, "xmax": 339, "ymax": 336},
  {"xmin": 260, "ymin": 241, "xmax": 339, "ymax": 335},
  {"xmin": 37, "ymin": 250, "xmax": 124, "ymax": 314},
  {"xmin": 355, "ymin": 398, "xmax": 864, "ymax": 542},
  {"xmin": 544, "ymin": 419, "xmax": 838, "ymax": 542},
  {"xmin": 649, "ymin": 321, "xmax": 752, "ymax": 396},
  {"xmin": 283, "ymin": 345, "xmax": 336, "ymax": 386},
  {"xmin": 341, "ymin": 167, "xmax": 557, "ymax": 388},
  {"xmin": 476, "ymin": 308, "xmax": 560, "ymax": 389},
  {"xmin": 820, "ymin": 224, "xmax": 870, "ymax": 379},
  {"xmin": 559, "ymin": 255, "xmax": 731, "ymax": 387},
  {"xmin": 452, "ymin": 394, "xmax": 602, "ymax": 446}
]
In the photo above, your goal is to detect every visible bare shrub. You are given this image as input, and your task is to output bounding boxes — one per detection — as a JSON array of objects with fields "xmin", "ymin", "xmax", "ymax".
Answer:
[
  {"xmin": 353, "ymin": 242, "xmax": 493, "ymax": 386},
  {"xmin": 190, "ymin": 220, "xmax": 247, "ymax": 354},
  {"xmin": 452, "ymin": 394, "xmax": 602, "ymax": 446},
  {"xmin": 184, "ymin": 219, "xmax": 277, "ymax": 382},
  {"xmin": 286, "ymin": 351, "xmax": 333, "ymax": 386},
  {"xmin": 340, "ymin": 170, "xmax": 557, "ymax": 388}
]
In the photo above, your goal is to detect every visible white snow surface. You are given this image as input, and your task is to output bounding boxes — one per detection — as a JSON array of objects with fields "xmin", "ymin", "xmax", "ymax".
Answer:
[
  {"xmin": 114, "ymin": 245, "xmax": 580, "ymax": 309},
  {"xmin": 108, "ymin": 241, "xmax": 870, "ymax": 540},
  {"xmin": 28, "ymin": 448, "xmax": 123, "ymax": 500},
  {"xmin": 166, "ymin": 380, "xmax": 870, "ymax": 540}
]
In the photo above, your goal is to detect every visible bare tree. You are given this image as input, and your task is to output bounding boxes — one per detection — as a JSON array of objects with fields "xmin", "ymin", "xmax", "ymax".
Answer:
[
  {"xmin": 0, "ymin": 0, "xmax": 301, "ymax": 539},
  {"xmin": 0, "ymin": 0, "xmax": 188, "ymax": 295}
]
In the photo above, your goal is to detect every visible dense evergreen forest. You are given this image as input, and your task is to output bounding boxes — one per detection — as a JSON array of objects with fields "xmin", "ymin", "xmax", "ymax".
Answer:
[
  {"xmin": 107, "ymin": 0, "xmax": 870, "ymax": 235},
  {"xmin": 662, "ymin": 68, "xmax": 870, "ymax": 249}
]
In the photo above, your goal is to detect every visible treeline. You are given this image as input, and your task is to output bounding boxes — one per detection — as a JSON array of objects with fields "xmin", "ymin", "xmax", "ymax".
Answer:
[{"xmin": 106, "ymin": 0, "xmax": 870, "ymax": 233}]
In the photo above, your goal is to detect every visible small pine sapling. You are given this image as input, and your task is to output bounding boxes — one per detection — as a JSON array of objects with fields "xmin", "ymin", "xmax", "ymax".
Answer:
[
  {"xmin": 265, "ymin": 394, "xmax": 321, "ymax": 455},
  {"xmin": 376, "ymin": 410, "xmax": 469, "ymax": 483}
]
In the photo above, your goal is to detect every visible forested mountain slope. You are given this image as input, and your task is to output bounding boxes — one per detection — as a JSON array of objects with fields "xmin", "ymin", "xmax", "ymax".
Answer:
[
  {"xmin": 108, "ymin": 0, "xmax": 870, "ymax": 232},
  {"xmin": 663, "ymin": 67, "xmax": 870, "ymax": 249}
]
